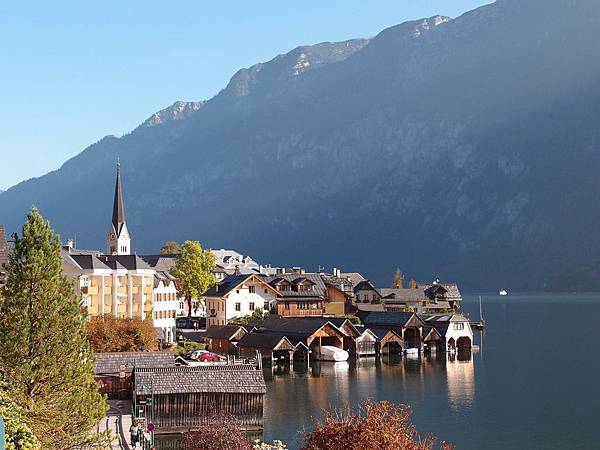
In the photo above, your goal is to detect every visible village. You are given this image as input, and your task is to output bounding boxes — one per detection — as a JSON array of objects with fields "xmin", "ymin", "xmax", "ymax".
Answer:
[{"xmin": 0, "ymin": 163, "xmax": 476, "ymax": 449}]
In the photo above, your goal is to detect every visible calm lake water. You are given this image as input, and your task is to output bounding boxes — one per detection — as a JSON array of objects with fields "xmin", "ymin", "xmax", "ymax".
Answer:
[{"xmin": 262, "ymin": 294, "xmax": 600, "ymax": 450}]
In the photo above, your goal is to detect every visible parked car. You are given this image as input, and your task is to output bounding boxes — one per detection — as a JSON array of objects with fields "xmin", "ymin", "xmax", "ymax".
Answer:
[{"xmin": 198, "ymin": 352, "xmax": 221, "ymax": 362}]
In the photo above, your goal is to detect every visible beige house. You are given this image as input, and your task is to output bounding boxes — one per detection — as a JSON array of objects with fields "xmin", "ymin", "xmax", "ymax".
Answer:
[{"xmin": 63, "ymin": 250, "xmax": 155, "ymax": 319}]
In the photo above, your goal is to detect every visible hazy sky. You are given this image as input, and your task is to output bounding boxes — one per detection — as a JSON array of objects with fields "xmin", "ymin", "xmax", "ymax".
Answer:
[{"xmin": 0, "ymin": 0, "xmax": 492, "ymax": 191}]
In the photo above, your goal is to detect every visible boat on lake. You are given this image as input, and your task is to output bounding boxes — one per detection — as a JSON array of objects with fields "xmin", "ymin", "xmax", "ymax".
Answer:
[{"xmin": 318, "ymin": 345, "xmax": 349, "ymax": 362}]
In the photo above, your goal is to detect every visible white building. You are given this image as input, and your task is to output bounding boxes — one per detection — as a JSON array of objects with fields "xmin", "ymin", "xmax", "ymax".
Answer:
[
  {"xmin": 423, "ymin": 314, "xmax": 474, "ymax": 351},
  {"xmin": 204, "ymin": 274, "xmax": 280, "ymax": 329},
  {"xmin": 152, "ymin": 272, "xmax": 179, "ymax": 343}
]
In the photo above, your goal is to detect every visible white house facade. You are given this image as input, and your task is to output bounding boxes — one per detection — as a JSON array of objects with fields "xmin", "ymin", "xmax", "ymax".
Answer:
[{"xmin": 204, "ymin": 274, "xmax": 280, "ymax": 329}]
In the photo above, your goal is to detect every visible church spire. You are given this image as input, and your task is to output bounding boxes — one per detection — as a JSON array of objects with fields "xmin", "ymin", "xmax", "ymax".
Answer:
[
  {"xmin": 108, "ymin": 159, "xmax": 131, "ymax": 255},
  {"xmin": 112, "ymin": 158, "xmax": 126, "ymax": 234}
]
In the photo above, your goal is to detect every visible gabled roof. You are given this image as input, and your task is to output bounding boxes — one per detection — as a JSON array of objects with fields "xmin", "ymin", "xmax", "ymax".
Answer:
[
  {"xmin": 238, "ymin": 332, "xmax": 294, "ymax": 351},
  {"xmin": 140, "ymin": 254, "xmax": 176, "ymax": 272},
  {"xmin": 134, "ymin": 365, "xmax": 266, "ymax": 395},
  {"xmin": 361, "ymin": 312, "xmax": 426, "ymax": 328},
  {"xmin": 423, "ymin": 326, "xmax": 442, "ymax": 341},
  {"xmin": 368, "ymin": 327, "xmax": 403, "ymax": 341},
  {"xmin": 257, "ymin": 315, "xmax": 348, "ymax": 338},
  {"xmin": 99, "ymin": 255, "xmax": 152, "ymax": 271},
  {"xmin": 202, "ymin": 324, "xmax": 248, "ymax": 341},
  {"xmin": 380, "ymin": 288, "xmax": 425, "ymax": 303},
  {"xmin": 266, "ymin": 273, "xmax": 326, "ymax": 299},
  {"xmin": 420, "ymin": 283, "xmax": 462, "ymax": 301},
  {"xmin": 94, "ymin": 351, "xmax": 175, "ymax": 375},
  {"xmin": 340, "ymin": 272, "xmax": 366, "ymax": 287},
  {"xmin": 204, "ymin": 274, "xmax": 279, "ymax": 298},
  {"xmin": 70, "ymin": 254, "xmax": 112, "ymax": 271},
  {"xmin": 354, "ymin": 280, "xmax": 381, "ymax": 296}
]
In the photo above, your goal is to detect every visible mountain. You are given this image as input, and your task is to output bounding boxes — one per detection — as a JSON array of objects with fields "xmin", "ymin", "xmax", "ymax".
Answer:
[{"xmin": 2, "ymin": 0, "xmax": 600, "ymax": 290}]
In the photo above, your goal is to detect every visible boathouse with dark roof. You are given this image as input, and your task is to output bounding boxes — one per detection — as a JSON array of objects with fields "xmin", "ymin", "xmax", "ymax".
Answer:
[{"xmin": 134, "ymin": 364, "xmax": 267, "ymax": 432}]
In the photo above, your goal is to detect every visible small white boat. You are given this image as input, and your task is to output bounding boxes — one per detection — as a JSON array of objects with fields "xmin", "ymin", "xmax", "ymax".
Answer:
[
  {"xmin": 318, "ymin": 345, "xmax": 349, "ymax": 362},
  {"xmin": 499, "ymin": 289, "xmax": 508, "ymax": 296},
  {"xmin": 404, "ymin": 348, "xmax": 419, "ymax": 356}
]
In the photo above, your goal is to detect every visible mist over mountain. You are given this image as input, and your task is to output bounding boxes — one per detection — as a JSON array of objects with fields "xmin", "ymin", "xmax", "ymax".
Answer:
[{"xmin": 2, "ymin": 0, "xmax": 600, "ymax": 290}]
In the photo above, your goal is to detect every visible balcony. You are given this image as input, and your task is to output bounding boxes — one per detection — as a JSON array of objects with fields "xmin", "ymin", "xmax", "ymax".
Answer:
[
  {"xmin": 280, "ymin": 308, "xmax": 324, "ymax": 318},
  {"xmin": 87, "ymin": 285, "xmax": 99, "ymax": 295}
]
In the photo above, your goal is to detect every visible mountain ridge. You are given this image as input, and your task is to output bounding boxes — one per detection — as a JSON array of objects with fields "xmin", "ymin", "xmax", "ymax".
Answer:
[{"xmin": 2, "ymin": 0, "xmax": 600, "ymax": 290}]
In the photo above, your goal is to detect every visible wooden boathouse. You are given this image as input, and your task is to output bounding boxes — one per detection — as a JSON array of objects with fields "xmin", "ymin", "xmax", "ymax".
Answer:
[
  {"xmin": 134, "ymin": 364, "xmax": 267, "ymax": 432},
  {"xmin": 237, "ymin": 332, "xmax": 296, "ymax": 362},
  {"xmin": 93, "ymin": 351, "xmax": 175, "ymax": 399}
]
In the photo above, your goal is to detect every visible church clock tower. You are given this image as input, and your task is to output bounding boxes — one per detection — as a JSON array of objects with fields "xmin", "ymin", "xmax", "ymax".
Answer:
[{"xmin": 107, "ymin": 160, "xmax": 131, "ymax": 255}]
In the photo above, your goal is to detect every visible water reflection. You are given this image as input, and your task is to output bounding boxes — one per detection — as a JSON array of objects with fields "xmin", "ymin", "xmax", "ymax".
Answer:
[{"xmin": 446, "ymin": 351, "xmax": 475, "ymax": 409}]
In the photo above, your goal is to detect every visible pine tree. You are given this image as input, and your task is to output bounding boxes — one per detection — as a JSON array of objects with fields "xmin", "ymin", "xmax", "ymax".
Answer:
[
  {"xmin": 0, "ymin": 207, "xmax": 107, "ymax": 449},
  {"xmin": 392, "ymin": 267, "xmax": 405, "ymax": 289},
  {"xmin": 171, "ymin": 240, "xmax": 216, "ymax": 317}
]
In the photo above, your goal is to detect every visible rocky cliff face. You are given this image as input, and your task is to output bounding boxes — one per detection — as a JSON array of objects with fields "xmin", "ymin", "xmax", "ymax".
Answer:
[{"xmin": 2, "ymin": 0, "xmax": 600, "ymax": 290}]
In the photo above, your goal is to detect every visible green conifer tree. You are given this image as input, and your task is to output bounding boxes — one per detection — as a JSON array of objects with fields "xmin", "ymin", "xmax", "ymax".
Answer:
[{"xmin": 0, "ymin": 207, "xmax": 107, "ymax": 449}]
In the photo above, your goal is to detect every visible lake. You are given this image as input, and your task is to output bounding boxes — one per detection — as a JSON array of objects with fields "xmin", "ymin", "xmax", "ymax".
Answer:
[{"xmin": 262, "ymin": 294, "xmax": 600, "ymax": 449}]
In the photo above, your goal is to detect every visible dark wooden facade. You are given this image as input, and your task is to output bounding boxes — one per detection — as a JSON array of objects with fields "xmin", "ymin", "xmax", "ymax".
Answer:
[{"xmin": 134, "ymin": 365, "xmax": 266, "ymax": 433}]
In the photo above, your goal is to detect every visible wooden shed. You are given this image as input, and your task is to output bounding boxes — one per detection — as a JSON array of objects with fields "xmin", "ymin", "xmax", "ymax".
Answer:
[
  {"xmin": 237, "ymin": 332, "xmax": 295, "ymax": 362},
  {"xmin": 134, "ymin": 364, "xmax": 267, "ymax": 433},
  {"xmin": 202, "ymin": 324, "xmax": 249, "ymax": 355},
  {"xmin": 93, "ymin": 351, "xmax": 175, "ymax": 399},
  {"xmin": 355, "ymin": 328, "xmax": 378, "ymax": 357},
  {"xmin": 369, "ymin": 328, "xmax": 404, "ymax": 355},
  {"xmin": 256, "ymin": 316, "xmax": 348, "ymax": 360}
]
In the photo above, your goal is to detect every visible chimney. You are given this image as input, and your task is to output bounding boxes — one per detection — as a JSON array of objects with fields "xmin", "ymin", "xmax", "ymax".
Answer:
[
  {"xmin": 66, "ymin": 238, "xmax": 74, "ymax": 250},
  {"xmin": 333, "ymin": 267, "xmax": 341, "ymax": 277}
]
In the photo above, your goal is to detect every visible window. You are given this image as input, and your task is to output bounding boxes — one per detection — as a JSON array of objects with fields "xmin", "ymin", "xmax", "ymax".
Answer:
[
  {"xmin": 249, "ymin": 302, "xmax": 255, "ymax": 311},
  {"xmin": 82, "ymin": 296, "xmax": 91, "ymax": 307},
  {"xmin": 236, "ymin": 290, "xmax": 240, "ymax": 294},
  {"xmin": 264, "ymin": 289, "xmax": 268, "ymax": 294},
  {"xmin": 249, "ymin": 286, "xmax": 256, "ymax": 294},
  {"xmin": 235, "ymin": 302, "xmax": 241, "ymax": 312},
  {"xmin": 80, "ymin": 277, "xmax": 90, "ymax": 287},
  {"xmin": 285, "ymin": 302, "xmax": 290, "ymax": 310},
  {"xmin": 179, "ymin": 301, "xmax": 184, "ymax": 310},
  {"xmin": 453, "ymin": 323, "xmax": 465, "ymax": 331},
  {"xmin": 263, "ymin": 302, "xmax": 268, "ymax": 310}
]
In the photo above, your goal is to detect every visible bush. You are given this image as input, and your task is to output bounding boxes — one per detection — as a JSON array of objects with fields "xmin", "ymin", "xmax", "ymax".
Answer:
[
  {"xmin": 87, "ymin": 316, "xmax": 158, "ymax": 352},
  {"xmin": 182, "ymin": 414, "xmax": 252, "ymax": 450},
  {"xmin": 332, "ymin": 314, "xmax": 361, "ymax": 325},
  {"xmin": 302, "ymin": 400, "xmax": 453, "ymax": 450},
  {"xmin": 176, "ymin": 341, "xmax": 207, "ymax": 356},
  {"xmin": 231, "ymin": 308, "xmax": 269, "ymax": 325}
]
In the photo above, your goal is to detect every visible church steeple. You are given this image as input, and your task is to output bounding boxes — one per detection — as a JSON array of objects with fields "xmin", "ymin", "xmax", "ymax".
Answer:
[
  {"xmin": 112, "ymin": 158, "xmax": 126, "ymax": 234},
  {"xmin": 107, "ymin": 159, "xmax": 131, "ymax": 255}
]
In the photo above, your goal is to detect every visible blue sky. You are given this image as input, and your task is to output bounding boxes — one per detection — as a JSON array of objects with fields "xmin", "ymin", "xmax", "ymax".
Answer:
[{"xmin": 0, "ymin": 0, "xmax": 491, "ymax": 191}]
